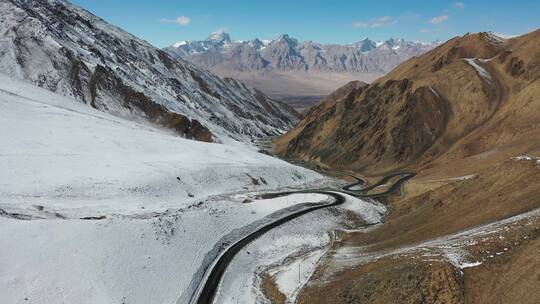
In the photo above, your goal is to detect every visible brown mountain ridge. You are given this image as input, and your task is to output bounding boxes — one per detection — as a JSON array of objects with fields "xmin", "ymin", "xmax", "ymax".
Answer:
[
  {"xmin": 275, "ymin": 30, "xmax": 540, "ymax": 304},
  {"xmin": 276, "ymin": 30, "xmax": 540, "ymax": 174}
]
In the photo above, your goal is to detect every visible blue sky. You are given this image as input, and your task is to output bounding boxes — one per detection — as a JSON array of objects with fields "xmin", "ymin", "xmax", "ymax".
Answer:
[{"xmin": 71, "ymin": 0, "xmax": 539, "ymax": 47}]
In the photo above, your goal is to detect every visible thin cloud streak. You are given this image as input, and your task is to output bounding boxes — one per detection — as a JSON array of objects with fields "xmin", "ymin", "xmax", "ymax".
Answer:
[
  {"xmin": 159, "ymin": 16, "xmax": 191, "ymax": 26},
  {"xmin": 453, "ymin": 2, "xmax": 466, "ymax": 10},
  {"xmin": 352, "ymin": 16, "xmax": 396, "ymax": 28},
  {"xmin": 429, "ymin": 15, "xmax": 449, "ymax": 24}
]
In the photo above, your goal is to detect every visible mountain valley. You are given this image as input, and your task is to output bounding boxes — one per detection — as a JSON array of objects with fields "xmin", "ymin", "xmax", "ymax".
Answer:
[{"xmin": 0, "ymin": 1, "xmax": 538, "ymax": 304}]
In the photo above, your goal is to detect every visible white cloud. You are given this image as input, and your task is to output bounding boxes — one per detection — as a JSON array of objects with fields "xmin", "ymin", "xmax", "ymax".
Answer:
[
  {"xmin": 453, "ymin": 2, "xmax": 466, "ymax": 10},
  {"xmin": 159, "ymin": 16, "xmax": 191, "ymax": 26},
  {"xmin": 352, "ymin": 16, "xmax": 396, "ymax": 28},
  {"xmin": 214, "ymin": 27, "xmax": 228, "ymax": 34},
  {"xmin": 493, "ymin": 32, "xmax": 520, "ymax": 39},
  {"xmin": 429, "ymin": 15, "xmax": 449, "ymax": 24}
]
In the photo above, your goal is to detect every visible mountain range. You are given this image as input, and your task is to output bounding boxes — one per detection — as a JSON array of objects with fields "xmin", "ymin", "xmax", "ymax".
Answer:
[
  {"xmin": 165, "ymin": 31, "xmax": 440, "ymax": 74},
  {"xmin": 164, "ymin": 31, "xmax": 441, "ymax": 109},
  {"xmin": 0, "ymin": 0, "xmax": 299, "ymax": 142}
]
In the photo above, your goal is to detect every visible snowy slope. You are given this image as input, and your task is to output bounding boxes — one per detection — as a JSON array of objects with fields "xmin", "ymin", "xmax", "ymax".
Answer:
[
  {"xmin": 0, "ymin": 73, "xmax": 320, "ymax": 216},
  {"xmin": 0, "ymin": 0, "xmax": 299, "ymax": 142},
  {"xmin": 0, "ymin": 74, "xmax": 327, "ymax": 304}
]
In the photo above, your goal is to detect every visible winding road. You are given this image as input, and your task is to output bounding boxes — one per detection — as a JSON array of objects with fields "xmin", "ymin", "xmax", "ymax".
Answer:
[{"xmin": 191, "ymin": 172, "xmax": 415, "ymax": 304}]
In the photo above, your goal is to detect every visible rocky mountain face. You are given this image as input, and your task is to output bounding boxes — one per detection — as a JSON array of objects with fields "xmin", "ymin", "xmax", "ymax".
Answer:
[
  {"xmin": 275, "ymin": 30, "xmax": 540, "ymax": 173},
  {"xmin": 165, "ymin": 32, "xmax": 439, "ymax": 74},
  {"xmin": 0, "ymin": 0, "xmax": 300, "ymax": 142}
]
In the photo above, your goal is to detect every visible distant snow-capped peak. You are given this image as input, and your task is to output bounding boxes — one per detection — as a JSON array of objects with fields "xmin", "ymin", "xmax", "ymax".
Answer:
[
  {"xmin": 206, "ymin": 30, "xmax": 231, "ymax": 43},
  {"xmin": 173, "ymin": 40, "xmax": 188, "ymax": 47},
  {"xmin": 164, "ymin": 32, "xmax": 440, "ymax": 74},
  {"xmin": 167, "ymin": 32, "xmax": 436, "ymax": 55}
]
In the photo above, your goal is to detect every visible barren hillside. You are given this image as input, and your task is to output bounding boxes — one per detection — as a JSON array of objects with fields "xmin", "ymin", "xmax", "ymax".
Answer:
[{"xmin": 276, "ymin": 30, "xmax": 540, "ymax": 304}]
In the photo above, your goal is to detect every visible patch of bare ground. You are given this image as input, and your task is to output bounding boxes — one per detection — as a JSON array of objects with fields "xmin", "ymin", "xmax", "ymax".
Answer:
[
  {"xmin": 338, "ymin": 208, "xmax": 370, "ymax": 230},
  {"xmin": 299, "ymin": 260, "xmax": 464, "ymax": 304},
  {"xmin": 260, "ymin": 272, "xmax": 286, "ymax": 304},
  {"xmin": 463, "ymin": 234, "xmax": 540, "ymax": 304}
]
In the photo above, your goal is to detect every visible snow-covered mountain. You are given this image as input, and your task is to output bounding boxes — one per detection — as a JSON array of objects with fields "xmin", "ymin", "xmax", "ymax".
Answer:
[
  {"xmin": 0, "ymin": 0, "xmax": 299, "ymax": 142},
  {"xmin": 170, "ymin": 30, "xmax": 235, "ymax": 57},
  {"xmin": 164, "ymin": 31, "xmax": 441, "ymax": 74}
]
